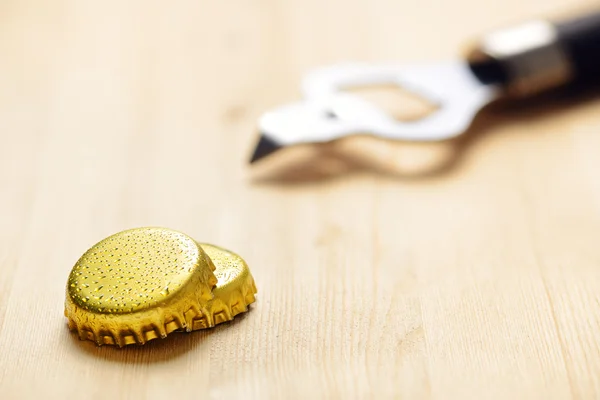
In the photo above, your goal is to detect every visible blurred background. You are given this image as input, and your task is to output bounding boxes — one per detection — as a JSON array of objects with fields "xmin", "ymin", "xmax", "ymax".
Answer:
[{"xmin": 2, "ymin": 0, "xmax": 595, "ymax": 221}]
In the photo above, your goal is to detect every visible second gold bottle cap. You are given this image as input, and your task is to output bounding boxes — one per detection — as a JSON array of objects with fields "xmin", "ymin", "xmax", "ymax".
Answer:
[{"xmin": 195, "ymin": 243, "xmax": 257, "ymax": 329}]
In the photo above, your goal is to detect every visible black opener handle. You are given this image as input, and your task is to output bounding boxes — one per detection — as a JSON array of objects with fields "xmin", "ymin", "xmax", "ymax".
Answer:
[
  {"xmin": 556, "ymin": 11, "xmax": 600, "ymax": 84},
  {"xmin": 468, "ymin": 9, "xmax": 600, "ymax": 95}
]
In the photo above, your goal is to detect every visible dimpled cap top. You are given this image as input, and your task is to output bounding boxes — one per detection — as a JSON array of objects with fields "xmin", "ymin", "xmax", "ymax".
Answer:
[{"xmin": 64, "ymin": 227, "xmax": 217, "ymax": 346}]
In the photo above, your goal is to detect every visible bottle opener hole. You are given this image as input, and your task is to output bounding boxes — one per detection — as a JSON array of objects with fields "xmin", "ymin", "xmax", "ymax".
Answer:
[{"xmin": 344, "ymin": 83, "xmax": 439, "ymax": 122}]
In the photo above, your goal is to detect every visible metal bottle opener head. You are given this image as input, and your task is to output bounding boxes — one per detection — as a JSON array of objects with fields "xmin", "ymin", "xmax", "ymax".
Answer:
[
  {"xmin": 261, "ymin": 61, "xmax": 498, "ymax": 142},
  {"xmin": 252, "ymin": 62, "xmax": 499, "ymax": 162}
]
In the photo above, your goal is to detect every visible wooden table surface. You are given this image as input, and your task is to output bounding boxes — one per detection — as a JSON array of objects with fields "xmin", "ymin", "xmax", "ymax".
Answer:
[{"xmin": 2, "ymin": 0, "xmax": 600, "ymax": 398}]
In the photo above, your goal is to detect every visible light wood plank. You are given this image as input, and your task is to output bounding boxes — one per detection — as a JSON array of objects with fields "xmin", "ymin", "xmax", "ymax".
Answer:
[{"xmin": 1, "ymin": 0, "xmax": 600, "ymax": 398}]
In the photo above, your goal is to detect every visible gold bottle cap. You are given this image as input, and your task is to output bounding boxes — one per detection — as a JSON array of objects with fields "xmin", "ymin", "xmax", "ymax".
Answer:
[
  {"xmin": 65, "ymin": 227, "xmax": 218, "ymax": 346},
  {"xmin": 194, "ymin": 243, "xmax": 257, "ymax": 329}
]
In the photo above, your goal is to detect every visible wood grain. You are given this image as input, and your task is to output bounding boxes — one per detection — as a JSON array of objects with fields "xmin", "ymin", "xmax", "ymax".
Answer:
[{"xmin": 1, "ymin": 0, "xmax": 600, "ymax": 398}]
